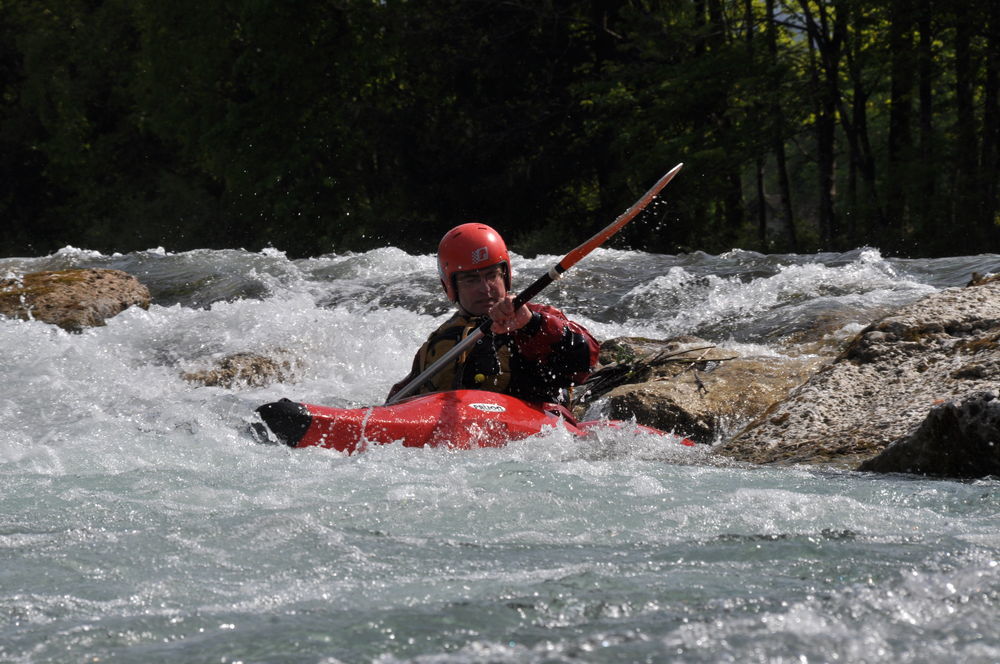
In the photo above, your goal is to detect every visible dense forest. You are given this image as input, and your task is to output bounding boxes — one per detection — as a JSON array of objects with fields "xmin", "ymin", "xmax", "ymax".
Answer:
[{"xmin": 1, "ymin": 0, "xmax": 998, "ymax": 258}]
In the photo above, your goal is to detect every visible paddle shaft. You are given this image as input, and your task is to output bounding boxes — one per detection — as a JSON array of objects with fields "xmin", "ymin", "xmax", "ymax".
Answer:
[{"xmin": 385, "ymin": 163, "xmax": 684, "ymax": 405}]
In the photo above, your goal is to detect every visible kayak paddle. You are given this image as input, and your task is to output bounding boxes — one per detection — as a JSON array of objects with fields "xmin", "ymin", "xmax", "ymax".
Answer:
[{"xmin": 386, "ymin": 162, "xmax": 684, "ymax": 405}]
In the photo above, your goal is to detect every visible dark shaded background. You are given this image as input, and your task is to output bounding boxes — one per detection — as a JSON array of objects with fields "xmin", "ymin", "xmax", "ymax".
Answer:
[{"xmin": 2, "ymin": 0, "xmax": 997, "ymax": 258}]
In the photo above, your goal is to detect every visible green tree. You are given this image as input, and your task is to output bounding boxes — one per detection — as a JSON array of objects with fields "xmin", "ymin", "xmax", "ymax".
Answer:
[{"xmin": 2, "ymin": 0, "xmax": 999, "ymax": 258}]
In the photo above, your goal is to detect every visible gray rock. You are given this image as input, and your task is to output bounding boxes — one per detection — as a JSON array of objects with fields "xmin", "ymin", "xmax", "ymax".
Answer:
[
  {"xmin": 716, "ymin": 279, "xmax": 1000, "ymax": 469},
  {"xmin": 579, "ymin": 337, "xmax": 823, "ymax": 444},
  {"xmin": 858, "ymin": 391, "xmax": 1000, "ymax": 478}
]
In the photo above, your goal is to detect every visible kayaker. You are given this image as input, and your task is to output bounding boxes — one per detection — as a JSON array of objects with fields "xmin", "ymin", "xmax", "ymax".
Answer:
[{"xmin": 387, "ymin": 223, "xmax": 600, "ymax": 403}]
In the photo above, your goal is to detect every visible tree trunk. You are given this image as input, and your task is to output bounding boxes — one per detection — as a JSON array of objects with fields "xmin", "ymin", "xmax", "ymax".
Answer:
[
  {"xmin": 800, "ymin": 0, "xmax": 840, "ymax": 248},
  {"xmin": 916, "ymin": 0, "xmax": 935, "ymax": 232},
  {"xmin": 830, "ymin": 0, "xmax": 886, "ymax": 245},
  {"xmin": 953, "ymin": 1, "xmax": 978, "ymax": 248},
  {"xmin": 765, "ymin": 0, "xmax": 796, "ymax": 251},
  {"xmin": 982, "ymin": 0, "xmax": 1000, "ymax": 239},
  {"xmin": 746, "ymin": 0, "xmax": 768, "ymax": 248},
  {"xmin": 887, "ymin": 0, "xmax": 916, "ymax": 248},
  {"xmin": 706, "ymin": 0, "xmax": 745, "ymax": 242},
  {"xmin": 591, "ymin": 0, "xmax": 624, "ymax": 226}
]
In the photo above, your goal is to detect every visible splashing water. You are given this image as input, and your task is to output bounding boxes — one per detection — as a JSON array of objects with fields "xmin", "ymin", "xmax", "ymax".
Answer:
[{"xmin": 2, "ymin": 246, "xmax": 999, "ymax": 663}]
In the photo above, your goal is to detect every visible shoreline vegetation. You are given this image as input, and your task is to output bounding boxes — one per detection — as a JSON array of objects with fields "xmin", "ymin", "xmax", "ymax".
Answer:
[{"xmin": 2, "ymin": 1, "xmax": 998, "ymax": 260}]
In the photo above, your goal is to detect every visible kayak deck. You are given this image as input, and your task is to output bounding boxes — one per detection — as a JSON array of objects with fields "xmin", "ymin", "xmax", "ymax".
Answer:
[{"xmin": 253, "ymin": 389, "xmax": 693, "ymax": 453}]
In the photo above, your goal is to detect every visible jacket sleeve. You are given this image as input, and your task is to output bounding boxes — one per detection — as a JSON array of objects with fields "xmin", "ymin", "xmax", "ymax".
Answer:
[{"xmin": 509, "ymin": 303, "xmax": 600, "ymax": 388}]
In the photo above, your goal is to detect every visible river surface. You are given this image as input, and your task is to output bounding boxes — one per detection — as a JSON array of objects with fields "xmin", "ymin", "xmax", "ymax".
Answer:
[{"xmin": 2, "ymin": 246, "xmax": 1000, "ymax": 663}]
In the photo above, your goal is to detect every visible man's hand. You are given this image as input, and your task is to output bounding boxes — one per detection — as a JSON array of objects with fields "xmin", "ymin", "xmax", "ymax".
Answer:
[{"xmin": 489, "ymin": 294, "xmax": 532, "ymax": 334}]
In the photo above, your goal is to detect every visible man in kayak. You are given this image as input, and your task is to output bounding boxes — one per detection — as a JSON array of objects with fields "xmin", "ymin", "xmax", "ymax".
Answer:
[{"xmin": 387, "ymin": 223, "xmax": 600, "ymax": 403}]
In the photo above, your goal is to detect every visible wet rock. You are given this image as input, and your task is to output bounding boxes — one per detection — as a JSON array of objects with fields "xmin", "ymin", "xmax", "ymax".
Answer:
[
  {"xmin": 967, "ymin": 272, "xmax": 1000, "ymax": 287},
  {"xmin": 182, "ymin": 352, "xmax": 299, "ymax": 388},
  {"xmin": 858, "ymin": 391, "xmax": 1000, "ymax": 478},
  {"xmin": 717, "ymin": 279, "xmax": 1000, "ymax": 469},
  {"xmin": 580, "ymin": 337, "xmax": 823, "ymax": 444},
  {"xmin": 603, "ymin": 356, "xmax": 822, "ymax": 444},
  {"xmin": 0, "ymin": 268, "xmax": 150, "ymax": 331}
]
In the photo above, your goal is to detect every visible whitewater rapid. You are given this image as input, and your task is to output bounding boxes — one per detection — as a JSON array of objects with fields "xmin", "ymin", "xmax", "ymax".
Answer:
[{"xmin": 2, "ymin": 246, "xmax": 999, "ymax": 663}]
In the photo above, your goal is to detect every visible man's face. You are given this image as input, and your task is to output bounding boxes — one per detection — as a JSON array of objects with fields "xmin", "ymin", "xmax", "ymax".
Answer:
[{"xmin": 454, "ymin": 264, "xmax": 507, "ymax": 316}]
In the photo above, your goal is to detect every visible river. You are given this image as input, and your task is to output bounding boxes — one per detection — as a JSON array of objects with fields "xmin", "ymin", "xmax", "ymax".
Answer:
[{"xmin": 2, "ymin": 245, "xmax": 999, "ymax": 662}]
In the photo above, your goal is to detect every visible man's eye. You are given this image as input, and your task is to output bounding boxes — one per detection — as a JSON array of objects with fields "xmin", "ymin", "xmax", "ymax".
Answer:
[{"xmin": 458, "ymin": 269, "xmax": 502, "ymax": 285}]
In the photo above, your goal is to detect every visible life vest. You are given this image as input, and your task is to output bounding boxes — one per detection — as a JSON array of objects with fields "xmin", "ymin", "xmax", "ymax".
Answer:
[{"xmin": 415, "ymin": 313, "xmax": 512, "ymax": 394}]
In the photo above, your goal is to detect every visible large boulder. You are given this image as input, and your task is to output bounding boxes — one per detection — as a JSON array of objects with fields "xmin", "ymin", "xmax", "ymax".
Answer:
[
  {"xmin": 579, "ymin": 337, "xmax": 824, "ymax": 444},
  {"xmin": 858, "ymin": 391, "xmax": 1000, "ymax": 478},
  {"xmin": 0, "ymin": 268, "xmax": 150, "ymax": 331},
  {"xmin": 716, "ymin": 279, "xmax": 1000, "ymax": 469}
]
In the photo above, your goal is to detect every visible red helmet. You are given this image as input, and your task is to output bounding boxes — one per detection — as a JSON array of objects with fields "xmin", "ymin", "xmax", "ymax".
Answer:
[{"xmin": 437, "ymin": 223, "xmax": 512, "ymax": 301}]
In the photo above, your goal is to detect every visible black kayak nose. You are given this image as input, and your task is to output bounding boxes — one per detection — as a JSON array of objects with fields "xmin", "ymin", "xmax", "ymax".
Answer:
[{"xmin": 252, "ymin": 398, "xmax": 312, "ymax": 446}]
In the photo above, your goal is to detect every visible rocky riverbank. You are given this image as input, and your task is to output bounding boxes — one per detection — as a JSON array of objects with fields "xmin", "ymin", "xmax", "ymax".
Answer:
[
  {"xmin": 573, "ymin": 276, "xmax": 1000, "ymax": 478},
  {"xmin": 716, "ymin": 276, "xmax": 1000, "ymax": 476}
]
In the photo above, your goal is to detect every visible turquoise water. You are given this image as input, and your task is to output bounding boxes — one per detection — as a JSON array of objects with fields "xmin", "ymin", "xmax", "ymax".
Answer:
[{"xmin": 2, "ymin": 246, "xmax": 999, "ymax": 662}]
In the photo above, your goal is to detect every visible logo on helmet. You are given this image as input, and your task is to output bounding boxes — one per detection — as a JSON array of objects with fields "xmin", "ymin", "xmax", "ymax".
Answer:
[{"xmin": 471, "ymin": 247, "xmax": 489, "ymax": 264}]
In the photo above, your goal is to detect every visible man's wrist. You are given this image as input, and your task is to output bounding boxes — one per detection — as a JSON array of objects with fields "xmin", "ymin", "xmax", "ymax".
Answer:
[{"xmin": 518, "ymin": 311, "xmax": 543, "ymax": 336}]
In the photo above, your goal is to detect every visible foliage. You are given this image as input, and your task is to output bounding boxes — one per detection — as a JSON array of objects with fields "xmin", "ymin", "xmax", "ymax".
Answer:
[{"xmin": 0, "ymin": 0, "xmax": 997, "ymax": 258}]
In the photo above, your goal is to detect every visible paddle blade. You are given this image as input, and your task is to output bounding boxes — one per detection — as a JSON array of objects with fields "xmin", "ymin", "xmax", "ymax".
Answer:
[{"xmin": 560, "ymin": 163, "xmax": 683, "ymax": 271}]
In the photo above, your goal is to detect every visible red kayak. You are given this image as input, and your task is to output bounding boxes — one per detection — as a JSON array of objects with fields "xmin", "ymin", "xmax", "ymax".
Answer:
[{"xmin": 253, "ymin": 389, "xmax": 694, "ymax": 453}]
